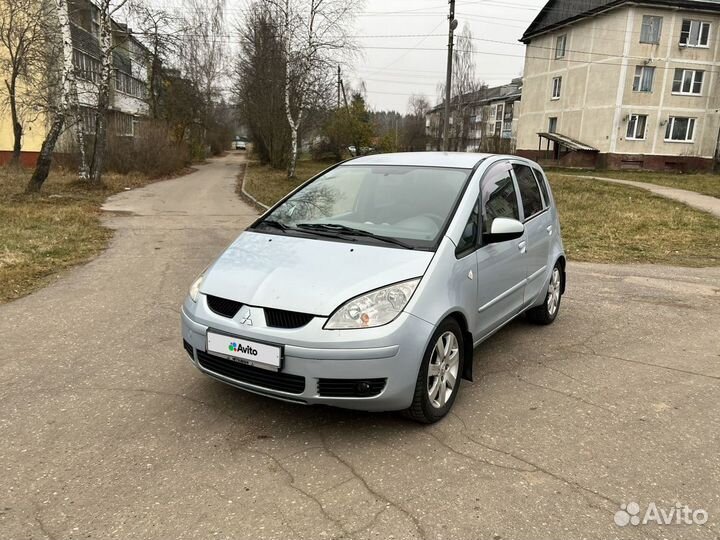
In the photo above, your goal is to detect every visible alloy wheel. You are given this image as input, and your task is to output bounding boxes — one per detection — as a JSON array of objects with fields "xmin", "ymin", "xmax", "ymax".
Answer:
[
  {"xmin": 547, "ymin": 267, "xmax": 561, "ymax": 317},
  {"xmin": 427, "ymin": 331, "xmax": 460, "ymax": 408}
]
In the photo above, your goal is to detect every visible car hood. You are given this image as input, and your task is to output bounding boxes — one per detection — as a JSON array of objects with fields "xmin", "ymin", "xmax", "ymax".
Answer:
[{"xmin": 200, "ymin": 231, "xmax": 434, "ymax": 316}]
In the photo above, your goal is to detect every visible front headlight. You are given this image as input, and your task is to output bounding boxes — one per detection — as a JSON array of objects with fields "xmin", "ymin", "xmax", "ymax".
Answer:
[
  {"xmin": 189, "ymin": 273, "xmax": 205, "ymax": 302},
  {"xmin": 324, "ymin": 278, "xmax": 421, "ymax": 329}
]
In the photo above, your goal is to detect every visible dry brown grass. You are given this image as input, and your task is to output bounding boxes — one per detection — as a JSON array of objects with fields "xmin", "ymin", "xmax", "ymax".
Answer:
[
  {"xmin": 547, "ymin": 167, "xmax": 720, "ymax": 198},
  {"xmin": 242, "ymin": 160, "xmax": 720, "ymax": 267},
  {"xmin": 241, "ymin": 160, "xmax": 332, "ymax": 207},
  {"xmin": 547, "ymin": 174, "xmax": 720, "ymax": 266},
  {"xmin": 0, "ymin": 167, "xmax": 152, "ymax": 303}
]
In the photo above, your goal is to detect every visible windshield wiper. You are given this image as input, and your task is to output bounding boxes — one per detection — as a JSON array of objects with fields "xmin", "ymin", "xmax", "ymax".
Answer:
[
  {"xmin": 296, "ymin": 223, "xmax": 415, "ymax": 249},
  {"xmin": 256, "ymin": 219, "xmax": 290, "ymax": 231}
]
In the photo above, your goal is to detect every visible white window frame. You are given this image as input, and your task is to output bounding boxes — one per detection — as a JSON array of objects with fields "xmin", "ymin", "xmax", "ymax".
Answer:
[
  {"xmin": 551, "ymin": 76, "xmax": 561, "ymax": 100},
  {"xmin": 626, "ymin": 114, "xmax": 648, "ymax": 140},
  {"xmin": 672, "ymin": 69, "xmax": 704, "ymax": 96},
  {"xmin": 548, "ymin": 117, "xmax": 558, "ymax": 133},
  {"xmin": 632, "ymin": 65, "xmax": 655, "ymax": 92},
  {"xmin": 555, "ymin": 34, "xmax": 567, "ymax": 59},
  {"xmin": 640, "ymin": 15, "xmax": 663, "ymax": 44},
  {"xmin": 664, "ymin": 117, "xmax": 696, "ymax": 142},
  {"xmin": 679, "ymin": 19, "xmax": 710, "ymax": 48}
]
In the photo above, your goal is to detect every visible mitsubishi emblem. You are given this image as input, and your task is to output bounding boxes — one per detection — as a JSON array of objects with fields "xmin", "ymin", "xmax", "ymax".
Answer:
[{"xmin": 238, "ymin": 306, "xmax": 253, "ymax": 326}]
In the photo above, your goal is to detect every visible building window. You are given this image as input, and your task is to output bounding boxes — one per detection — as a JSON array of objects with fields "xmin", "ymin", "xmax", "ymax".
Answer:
[
  {"xmin": 640, "ymin": 15, "xmax": 663, "ymax": 44},
  {"xmin": 679, "ymin": 20, "xmax": 710, "ymax": 47},
  {"xmin": 632, "ymin": 65, "xmax": 655, "ymax": 92},
  {"xmin": 115, "ymin": 71, "xmax": 147, "ymax": 98},
  {"xmin": 79, "ymin": 106, "xmax": 96, "ymax": 134},
  {"xmin": 626, "ymin": 114, "xmax": 647, "ymax": 140},
  {"xmin": 73, "ymin": 49, "xmax": 101, "ymax": 83},
  {"xmin": 548, "ymin": 117, "xmax": 557, "ymax": 133},
  {"xmin": 672, "ymin": 69, "xmax": 704, "ymax": 95},
  {"xmin": 664, "ymin": 117, "xmax": 696, "ymax": 142},
  {"xmin": 551, "ymin": 77, "xmax": 561, "ymax": 99},
  {"xmin": 114, "ymin": 113, "xmax": 135, "ymax": 137},
  {"xmin": 555, "ymin": 34, "xmax": 567, "ymax": 58}
]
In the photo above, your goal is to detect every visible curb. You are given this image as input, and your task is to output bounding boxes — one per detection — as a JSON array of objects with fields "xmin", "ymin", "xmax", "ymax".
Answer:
[{"xmin": 238, "ymin": 160, "xmax": 270, "ymax": 212}]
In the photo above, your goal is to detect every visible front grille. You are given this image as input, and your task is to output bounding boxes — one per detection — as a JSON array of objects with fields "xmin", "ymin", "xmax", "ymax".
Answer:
[
  {"xmin": 206, "ymin": 295, "xmax": 242, "ymax": 318},
  {"xmin": 317, "ymin": 378, "xmax": 387, "ymax": 398},
  {"xmin": 265, "ymin": 308, "xmax": 314, "ymax": 329},
  {"xmin": 183, "ymin": 339, "xmax": 194, "ymax": 358},
  {"xmin": 197, "ymin": 350, "xmax": 305, "ymax": 394}
]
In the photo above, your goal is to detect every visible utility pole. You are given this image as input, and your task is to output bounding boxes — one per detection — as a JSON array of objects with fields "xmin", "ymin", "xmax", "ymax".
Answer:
[
  {"xmin": 442, "ymin": 0, "xmax": 457, "ymax": 151},
  {"xmin": 337, "ymin": 65, "xmax": 342, "ymax": 110}
]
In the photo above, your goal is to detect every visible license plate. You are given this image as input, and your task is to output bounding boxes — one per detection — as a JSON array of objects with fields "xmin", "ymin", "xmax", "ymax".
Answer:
[{"xmin": 206, "ymin": 331, "xmax": 282, "ymax": 371}]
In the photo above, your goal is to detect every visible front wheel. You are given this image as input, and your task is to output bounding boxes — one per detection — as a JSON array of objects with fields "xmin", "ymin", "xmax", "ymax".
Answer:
[
  {"xmin": 527, "ymin": 263, "xmax": 563, "ymax": 325},
  {"xmin": 405, "ymin": 319, "xmax": 464, "ymax": 423}
]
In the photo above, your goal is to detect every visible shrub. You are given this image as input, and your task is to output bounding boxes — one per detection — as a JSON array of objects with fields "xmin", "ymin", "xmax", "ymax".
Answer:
[{"xmin": 105, "ymin": 121, "xmax": 190, "ymax": 177}]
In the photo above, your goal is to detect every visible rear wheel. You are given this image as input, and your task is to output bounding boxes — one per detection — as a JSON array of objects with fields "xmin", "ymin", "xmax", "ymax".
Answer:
[
  {"xmin": 405, "ymin": 319, "xmax": 464, "ymax": 423},
  {"xmin": 527, "ymin": 263, "xmax": 562, "ymax": 325}
]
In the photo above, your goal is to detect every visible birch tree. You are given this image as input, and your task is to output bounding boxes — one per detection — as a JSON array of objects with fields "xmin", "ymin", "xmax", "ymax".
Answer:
[
  {"xmin": 88, "ymin": 0, "xmax": 129, "ymax": 185},
  {"xmin": 26, "ymin": 0, "xmax": 73, "ymax": 191},
  {"xmin": 269, "ymin": 0, "xmax": 359, "ymax": 178}
]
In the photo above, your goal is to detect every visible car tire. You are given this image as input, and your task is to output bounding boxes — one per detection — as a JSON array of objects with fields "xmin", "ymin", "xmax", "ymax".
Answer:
[
  {"xmin": 404, "ymin": 319, "xmax": 464, "ymax": 424},
  {"xmin": 527, "ymin": 263, "xmax": 563, "ymax": 325}
]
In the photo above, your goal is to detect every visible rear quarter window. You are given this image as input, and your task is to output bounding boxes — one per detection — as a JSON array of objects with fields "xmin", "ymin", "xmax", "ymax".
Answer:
[
  {"xmin": 532, "ymin": 167, "xmax": 551, "ymax": 207},
  {"xmin": 513, "ymin": 164, "xmax": 544, "ymax": 219}
]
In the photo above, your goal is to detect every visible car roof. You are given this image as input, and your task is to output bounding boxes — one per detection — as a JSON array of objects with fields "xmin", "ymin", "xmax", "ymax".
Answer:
[{"xmin": 347, "ymin": 152, "xmax": 493, "ymax": 169}]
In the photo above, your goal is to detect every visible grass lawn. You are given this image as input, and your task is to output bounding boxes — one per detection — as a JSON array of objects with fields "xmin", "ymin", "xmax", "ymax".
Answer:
[
  {"xmin": 243, "ymin": 159, "xmax": 720, "ymax": 267},
  {"xmin": 547, "ymin": 174, "xmax": 719, "ymax": 266},
  {"xmin": 241, "ymin": 159, "xmax": 333, "ymax": 207},
  {"xmin": 548, "ymin": 168, "xmax": 720, "ymax": 198},
  {"xmin": 0, "ymin": 167, "xmax": 151, "ymax": 304}
]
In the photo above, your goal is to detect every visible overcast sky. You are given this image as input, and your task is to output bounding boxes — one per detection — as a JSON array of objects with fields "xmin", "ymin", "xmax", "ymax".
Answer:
[
  {"xmin": 348, "ymin": 0, "xmax": 547, "ymax": 112},
  {"xmin": 192, "ymin": 0, "xmax": 548, "ymax": 113}
]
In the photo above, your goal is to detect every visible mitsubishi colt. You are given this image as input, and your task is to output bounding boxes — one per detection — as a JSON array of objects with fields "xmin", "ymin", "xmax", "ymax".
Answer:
[{"xmin": 181, "ymin": 153, "xmax": 565, "ymax": 423}]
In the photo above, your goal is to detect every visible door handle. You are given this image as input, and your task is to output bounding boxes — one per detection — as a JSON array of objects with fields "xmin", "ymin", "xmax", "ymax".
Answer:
[
  {"xmin": 546, "ymin": 225, "xmax": 553, "ymax": 235},
  {"xmin": 517, "ymin": 241, "xmax": 527, "ymax": 254}
]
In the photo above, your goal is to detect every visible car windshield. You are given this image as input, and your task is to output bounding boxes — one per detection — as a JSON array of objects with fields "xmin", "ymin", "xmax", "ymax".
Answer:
[{"xmin": 254, "ymin": 165, "xmax": 472, "ymax": 250}]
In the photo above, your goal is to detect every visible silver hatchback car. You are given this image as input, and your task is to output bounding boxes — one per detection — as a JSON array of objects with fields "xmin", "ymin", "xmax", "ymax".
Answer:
[{"xmin": 181, "ymin": 153, "xmax": 565, "ymax": 422}]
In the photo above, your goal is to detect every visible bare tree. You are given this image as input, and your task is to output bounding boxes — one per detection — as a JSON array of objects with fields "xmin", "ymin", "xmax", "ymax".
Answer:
[
  {"xmin": 268, "ymin": 0, "xmax": 360, "ymax": 178},
  {"xmin": 134, "ymin": 4, "xmax": 179, "ymax": 120},
  {"xmin": 438, "ymin": 25, "xmax": 482, "ymax": 152},
  {"xmin": 26, "ymin": 0, "xmax": 73, "ymax": 192},
  {"xmin": 172, "ymin": 0, "xmax": 228, "ymax": 156},
  {"xmin": 404, "ymin": 94, "xmax": 430, "ymax": 151},
  {"xmin": 87, "ymin": 0, "xmax": 129, "ymax": 185},
  {"xmin": 0, "ymin": 0, "xmax": 48, "ymax": 165}
]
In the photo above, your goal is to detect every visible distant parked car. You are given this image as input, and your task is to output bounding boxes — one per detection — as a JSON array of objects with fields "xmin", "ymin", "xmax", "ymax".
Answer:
[
  {"xmin": 234, "ymin": 140, "xmax": 247, "ymax": 151},
  {"xmin": 181, "ymin": 152, "xmax": 565, "ymax": 423}
]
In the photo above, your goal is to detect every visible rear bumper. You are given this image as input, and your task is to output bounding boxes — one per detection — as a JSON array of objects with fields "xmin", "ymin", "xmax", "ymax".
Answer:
[{"xmin": 180, "ymin": 302, "xmax": 434, "ymax": 411}]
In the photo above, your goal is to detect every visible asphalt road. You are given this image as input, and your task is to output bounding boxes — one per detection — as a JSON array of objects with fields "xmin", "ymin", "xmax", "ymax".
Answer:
[{"xmin": 1, "ymin": 153, "xmax": 719, "ymax": 540}]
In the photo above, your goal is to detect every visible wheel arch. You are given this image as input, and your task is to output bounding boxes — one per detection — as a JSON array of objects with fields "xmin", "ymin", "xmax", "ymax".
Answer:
[{"xmin": 444, "ymin": 311, "xmax": 475, "ymax": 382}]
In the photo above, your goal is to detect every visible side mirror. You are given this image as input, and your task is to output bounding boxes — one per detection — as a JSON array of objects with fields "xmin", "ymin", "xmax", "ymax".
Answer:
[{"xmin": 483, "ymin": 217, "xmax": 524, "ymax": 244}]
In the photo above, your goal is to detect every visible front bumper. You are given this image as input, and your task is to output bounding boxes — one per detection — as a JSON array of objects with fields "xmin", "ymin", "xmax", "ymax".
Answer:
[{"xmin": 180, "ymin": 295, "xmax": 435, "ymax": 411}]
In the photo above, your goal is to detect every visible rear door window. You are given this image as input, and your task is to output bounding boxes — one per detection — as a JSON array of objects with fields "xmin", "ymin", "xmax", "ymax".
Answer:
[{"xmin": 513, "ymin": 164, "xmax": 544, "ymax": 220}]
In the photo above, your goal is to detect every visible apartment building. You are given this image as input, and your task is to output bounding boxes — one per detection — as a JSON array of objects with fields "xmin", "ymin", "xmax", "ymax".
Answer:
[
  {"xmin": 516, "ymin": 0, "xmax": 720, "ymax": 170},
  {"xmin": 0, "ymin": 0, "xmax": 151, "ymax": 165},
  {"xmin": 425, "ymin": 78, "xmax": 523, "ymax": 153}
]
